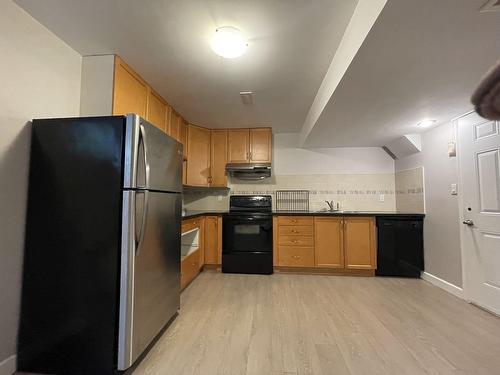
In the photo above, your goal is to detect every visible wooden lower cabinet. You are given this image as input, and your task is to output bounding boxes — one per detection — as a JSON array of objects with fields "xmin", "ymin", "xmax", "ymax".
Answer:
[
  {"xmin": 344, "ymin": 217, "xmax": 376, "ymax": 269},
  {"xmin": 314, "ymin": 217, "xmax": 344, "ymax": 268},
  {"xmin": 181, "ymin": 250, "xmax": 200, "ymax": 290},
  {"xmin": 276, "ymin": 216, "xmax": 314, "ymax": 268},
  {"xmin": 278, "ymin": 246, "xmax": 314, "ymax": 267},
  {"xmin": 181, "ymin": 215, "xmax": 222, "ymax": 291},
  {"xmin": 204, "ymin": 216, "xmax": 222, "ymax": 265},
  {"xmin": 275, "ymin": 215, "xmax": 377, "ymax": 273}
]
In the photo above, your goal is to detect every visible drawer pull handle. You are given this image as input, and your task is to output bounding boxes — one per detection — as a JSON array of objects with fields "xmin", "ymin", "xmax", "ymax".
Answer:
[{"xmin": 292, "ymin": 240, "xmax": 298, "ymax": 243}]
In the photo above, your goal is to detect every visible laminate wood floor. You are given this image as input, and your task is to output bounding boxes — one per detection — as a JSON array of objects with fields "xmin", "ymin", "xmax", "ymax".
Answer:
[{"xmin": 133, "ymin": 271, "xmax": 500, "ymax": 375}]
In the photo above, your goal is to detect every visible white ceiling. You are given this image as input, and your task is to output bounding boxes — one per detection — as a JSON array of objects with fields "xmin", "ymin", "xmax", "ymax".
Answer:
[
  {"xmin": 302, "ymin": 0, "xmax": 500, "ymax": 147},
  {"xmin": 13, "ymin": 0, "xmax": 500, "ymax": 147},
  {"xmin": 14, "ymin": 0, "xmax": 358, "ymax": 133}
]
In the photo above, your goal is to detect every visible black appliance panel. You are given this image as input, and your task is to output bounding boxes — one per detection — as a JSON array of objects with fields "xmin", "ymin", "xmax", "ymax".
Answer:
[
  {"xmin": 376, "ymin": 216, "xmax": 424, "ymax": 277},
  {"xmin": 19, "ymin": 117, "xmax": 126, "ymax": 374},
  {"xmin": 223, "ymin": 214, "xmax": 273, "ymax": 254},
  {"xmin": 222, "ymin": 195, "xmax": 273, "ymax": 275}
]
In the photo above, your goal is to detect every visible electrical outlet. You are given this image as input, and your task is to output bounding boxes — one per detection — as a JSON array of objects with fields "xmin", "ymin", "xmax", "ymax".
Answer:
[
  {"xmin": 217, "ymin": 195, "xmax": 223, "ymax": 201},
  {"xmin": 379, "ymin": 194, "xmax": 385, "ymax": 202}
]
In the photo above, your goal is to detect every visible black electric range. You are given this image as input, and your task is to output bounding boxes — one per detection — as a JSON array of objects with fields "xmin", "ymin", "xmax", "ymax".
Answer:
[{"xmin": 222, "ymin": 195, "xmax": 273, "ymax": 274}]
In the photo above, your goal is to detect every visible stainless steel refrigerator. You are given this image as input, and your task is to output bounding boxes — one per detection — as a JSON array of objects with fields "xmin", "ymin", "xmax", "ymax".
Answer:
[{"xmin": 18, "ymin": 114, "xmax": 182, "ymax": 374}]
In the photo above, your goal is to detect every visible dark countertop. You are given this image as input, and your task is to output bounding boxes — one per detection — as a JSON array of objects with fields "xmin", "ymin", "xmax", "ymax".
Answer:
[
  {"xmin": 182, "ymin": 210, "xmax": 425, "ymax": 219},
  {"xmin": 182, "ymin": 210, "xmax": 228, "ymax": 219},
  {"xmin": 272, "ymin": 211, "xmax": 425, "ymax": 217}
]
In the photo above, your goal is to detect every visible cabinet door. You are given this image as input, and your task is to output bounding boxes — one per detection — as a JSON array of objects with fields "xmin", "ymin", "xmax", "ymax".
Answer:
[
  {"xmin": 181, "ymin": 250, "xmax": 200, "ymax": 290},
  {"xmin": 180, "ymin": 118, "xmax": 188, "ymax": 157},
  {"xmin": 164, "ymin": 105, "xmax": 172, "ymax": 136},
  {"xmin": 146, "ymin": 89, "xmax": 167, "ymax": 132},
  {"xmin": 169, "ymin": 111, "xmax": 181, "ymax": 141},
  {"xmin": 314, "ymin": 217, "xmax": 344, "ymax": 268},
  {"xmin": 113, "ymin": 57, "xmax": 148, "ymax": 117},
  {"xmin": 186, "ymin": 125, "xmax": 211, "ymax": 186},
  {"xmin": 204, "ymin": 216, "xmax": 219, "ymax": 265},
  {"xmin": 210, "ymin": 130, "xmax": 228, "ymax": 187},
  {"xmin": 227, "ymin": 129, "xmax": 250, "ymax": 163},
  {"xmin": 250, "ymin": 128, "xmax": 272, "ymax": 163},
  {"xmin": 344, "ymin": 217, "xmax": 376, "ymax": 269},
  {"xmin": 198, "ymin": 217, "xmax": 205, "ymax": 269}
]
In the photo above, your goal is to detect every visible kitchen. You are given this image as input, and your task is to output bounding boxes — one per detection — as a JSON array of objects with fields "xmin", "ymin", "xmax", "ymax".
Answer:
[{"xmin": 1, "ymin": 0, "xmax": 500, "ymax": 374}]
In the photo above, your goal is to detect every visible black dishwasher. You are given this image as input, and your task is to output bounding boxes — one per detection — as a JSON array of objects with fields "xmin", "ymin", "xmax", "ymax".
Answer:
[{"xmin": 376, "ymin": 216, "xmax": 424, "ymax": 277}]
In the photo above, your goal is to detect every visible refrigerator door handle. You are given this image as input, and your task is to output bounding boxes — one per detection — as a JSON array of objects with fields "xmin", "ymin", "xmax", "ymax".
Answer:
[
  {"xmin": 135, "ymin": 190, "xmax": 149, "ymax": 256},
  {"xmin": 139, "ymin": 122, "xmax": 151, "ymax": 189},
  {"xmin": 118, "ymin": 191, "xmax": 135, "ymax": 370}
]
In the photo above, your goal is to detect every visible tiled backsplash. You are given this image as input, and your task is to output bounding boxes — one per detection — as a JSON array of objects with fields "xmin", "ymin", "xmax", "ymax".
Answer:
[
  {"xmin": 183, "ymin": 173, "xmax": 396, "ymax": 212},
  {"xmin": 395, "ymin": 167, "xmax": 425, "ymax": 213}
]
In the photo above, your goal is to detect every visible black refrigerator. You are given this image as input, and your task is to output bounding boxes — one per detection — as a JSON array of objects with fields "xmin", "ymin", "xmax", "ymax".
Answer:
[{"xmin": 18, "ymin": 115, "xmax": 183, "ymax": 374}]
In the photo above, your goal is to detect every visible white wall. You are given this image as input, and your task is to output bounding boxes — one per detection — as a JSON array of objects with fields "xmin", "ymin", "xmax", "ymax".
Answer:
[
  {"xmin": 395, "ymin": 122, "xmax": 462, "ymax": 287},
  {"xmin": 275, "ymin": 133, "xmax": 395, "ymax": 175},
  {"xmin": 0, "ymin": 1, "xmax": 82, "ymax": 372}
]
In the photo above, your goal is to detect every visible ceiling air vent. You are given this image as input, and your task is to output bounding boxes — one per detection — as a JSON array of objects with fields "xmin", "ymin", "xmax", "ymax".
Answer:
[
  {"xmin": 479, "ymin": 0, "xmax": 500, "ymax": 13},
  {"xmin": 240, "ymin": 91, "xmax": 254, "ymax": 105}
]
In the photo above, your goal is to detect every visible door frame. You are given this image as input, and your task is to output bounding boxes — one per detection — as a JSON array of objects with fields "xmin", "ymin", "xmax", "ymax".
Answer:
[
  {"xmin": 455, "ymin": 109, "xmax": 500, "ymax": 316},
  {"xmin": 455, "ymin": 110, "xmax": 472, "ymax": 304}
]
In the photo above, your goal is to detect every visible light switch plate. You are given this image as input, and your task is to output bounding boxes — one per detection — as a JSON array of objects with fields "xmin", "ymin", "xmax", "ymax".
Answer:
[
  {"xmin": 379, "ymin": 194, "xmax": 385, "ymax": 202},
  {"xmin": 450, "ymin": 183, "xmax": 458, "ymax": 195},
  {"xmin": 448, "ymin": 141, "xmax": 457, "ymax": 157}
]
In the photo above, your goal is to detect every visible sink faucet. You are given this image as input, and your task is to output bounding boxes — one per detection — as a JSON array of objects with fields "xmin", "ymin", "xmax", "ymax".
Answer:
[{"xmin": 325, "ymin": 201, "xmax": 339, "ymax": 211}]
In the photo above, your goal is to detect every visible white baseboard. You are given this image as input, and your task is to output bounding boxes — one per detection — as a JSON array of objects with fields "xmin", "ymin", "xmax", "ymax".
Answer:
[
  {"xmin": 421, "ymin": 272, "xmax": 465, "ymax": 300},
  {"xmin": 0, "ymin": 355, "xmax": 16, "ymax": 375}
]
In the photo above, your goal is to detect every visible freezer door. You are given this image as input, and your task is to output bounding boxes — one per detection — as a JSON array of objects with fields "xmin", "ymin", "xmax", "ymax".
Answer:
[
  {"xmin": 123, "ymin": 114, "xmax": 183, "ymax": 193},
  {"xmin": 118, "ymin": 191, "xmax": 181, "ymax": 370}
]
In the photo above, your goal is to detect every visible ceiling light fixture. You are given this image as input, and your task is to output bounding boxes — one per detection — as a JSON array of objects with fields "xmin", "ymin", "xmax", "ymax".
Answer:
[
  {"xmin": 211, "ymin": 26, "xmax": 248, "ymax": 59},
  {"xmin": 417, "ymin": 119, "xmax": 437, "ymax": 128}
]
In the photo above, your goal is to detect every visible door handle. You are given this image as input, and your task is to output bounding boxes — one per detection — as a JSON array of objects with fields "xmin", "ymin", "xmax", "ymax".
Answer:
[
  {"xmin": 462, "ymin": 219, "xmax": 474, "ymax": 226},
  {"xmin": 135, "ymin": 190, "xmax": 149, "ymax": 255},
  {"xmin": 139, "ymin": 123, "xmax": 150, "ymax": 189}
]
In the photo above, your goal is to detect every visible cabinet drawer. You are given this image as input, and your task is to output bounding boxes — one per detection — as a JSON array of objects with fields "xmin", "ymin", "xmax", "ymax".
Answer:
[
  {"xmin": 181, "ymin": 250, "xmax": 200, "ymax": 289},
  {"xmin": 279, "ymin": 225, "xmax": 313, "ymax": 236},
  {"xmin": 278, "ymin": 246, "xmax": 314, "ymax": 267},
  {"xmin": 278, "ymin": 216, "xmax": 313, "ymax": 226},
  {"xmin": 278, "ymin": 235, "xmax": 314, "ymax": 247}
]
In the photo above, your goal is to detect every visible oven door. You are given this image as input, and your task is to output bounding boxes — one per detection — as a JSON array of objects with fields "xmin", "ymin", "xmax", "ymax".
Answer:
[{"xmin": 223, "ymin": 214, "xmax": 272, "ymax": 254}]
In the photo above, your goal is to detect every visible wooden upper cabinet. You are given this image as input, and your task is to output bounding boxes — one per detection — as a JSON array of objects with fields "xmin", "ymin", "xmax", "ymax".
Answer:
[
  {"xmin": 169, "ymin": 110, "xmax": 181, "ymax": 141},
  {"xmin": 204, "ymin": 216, "xmax": 220, "ymax": 265},
  {"xmin": 113, "ymin": 56, "xmax": 148, "ymax": 117},
  {"xmin": 344, "ymin": 217, "xmax": 376, "ymax": 270},
  {"xmin": 146, "ymin": 89, "xmax": 167, "ymax": 132},
  {"xmin": 314, "ymin": 217, "xmax": 344, "ymax": 268},
  {"xmin": 227, "ymin": 128, "xmax": 272, "ymax": 163},
  {"xmin": 164, "ymin": 105, "xmax": 172, "ymax": 135},
  {"xmin": 210, "ymin": 130, "xmax": 228, "ymax": 187},
  {"xmin": 250, "ymin": 128, "xmax": 272, "ymax": 163},
  {"xmin": 186, "ymin": 124, "xmax": 211, "ymax": 187},
  {"xmin": 180, "ymin": 118, "xmax": 188, "ymax": 157},
  {"xmin": 227, "ymin": 129, "xmax": 250, "ymax": 163}
]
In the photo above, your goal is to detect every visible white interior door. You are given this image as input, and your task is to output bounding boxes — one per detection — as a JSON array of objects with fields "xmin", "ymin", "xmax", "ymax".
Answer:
[{"xmin": 458, "ymin": 111, "xmax": 500, "ymax": 315}]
